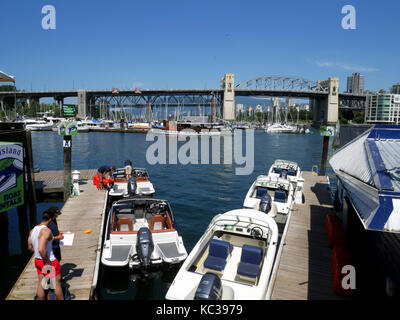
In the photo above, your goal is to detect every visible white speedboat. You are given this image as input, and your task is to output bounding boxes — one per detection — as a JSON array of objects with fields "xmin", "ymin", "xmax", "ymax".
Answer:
[
  {"xmin": 265, "ymin": 123, "xmax": 296, "ymax": 134},
  {"xmin": 165, "ymin": 208, "xmax": 278, "ymax": 300},
  {"xmin": 22, "ymin": 119, "xmax": 54, "ymax": 131},
  {"xmin": 108, "ymin": 168, "xmax": 155, "ymax": 200},
  {"xmin": 101, "ymin": 197, "xmax": 187, "ymax": 269},
  {"xmin": 243, "ymin": 175, "xmax": 295, "ymax": 232},
  {"xmin": 76, "ymin": 121, "xmax": 90, "ymax": 132},
  {"xmin": 267, "ymin": 160, "xmax": 304, "ymax": 204}
]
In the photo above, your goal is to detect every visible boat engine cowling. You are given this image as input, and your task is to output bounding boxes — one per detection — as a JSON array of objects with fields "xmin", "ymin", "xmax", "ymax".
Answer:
[
  {"xmin": 136, "ymin": 227, "xmax": 154, "ymax": 268},
  {"xmin": 194, "ymin": 273, "xmax": 222, "ymax": 300},
  {"xmin": 127, "ymin": 177, "xmax": 137, "ymax": 196},
  {"xmin": 260, "ymin": 193, "xmax": 272, "ymax": 214}
]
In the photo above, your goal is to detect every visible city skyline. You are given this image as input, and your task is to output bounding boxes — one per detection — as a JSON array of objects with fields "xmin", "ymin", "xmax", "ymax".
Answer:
[{"xmin": 1, "ymin": 1, "xmax": 399, "ymax": 92}]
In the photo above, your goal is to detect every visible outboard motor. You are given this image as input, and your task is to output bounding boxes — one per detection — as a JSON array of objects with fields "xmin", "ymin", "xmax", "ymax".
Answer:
[
  {"xmin": 127, "ymin": 177, "xmax": 137, "ymax": 196},
  {"xmin": 136, "ymin": 227, "xmax": 154, "ymax": 268},
  {"xmin": 260, "ymin": 193, "xmax": 272, "ymax": 214},
  {"xmin": 194, "ymin": 273, "xmax": 222, "ymax": 300}
]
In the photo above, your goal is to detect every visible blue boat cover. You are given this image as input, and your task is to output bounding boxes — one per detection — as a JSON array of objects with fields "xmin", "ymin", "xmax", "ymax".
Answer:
[{"xmin": 330, "ymin": 124, "xmax": 400, "ymax": 232}]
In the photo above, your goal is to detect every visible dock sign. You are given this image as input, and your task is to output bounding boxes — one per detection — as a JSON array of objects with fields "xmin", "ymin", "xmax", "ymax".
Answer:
[
  {"xmin": 319, "ymin": 126, "xmax": 335, "ymax": 137},
  {"xmin": 0, "ymin": 142, "xmax": 24, "ymax": 213},
  {"xmin": 57, "ymin": 121, "xmax": 78, "ymax": 136}
]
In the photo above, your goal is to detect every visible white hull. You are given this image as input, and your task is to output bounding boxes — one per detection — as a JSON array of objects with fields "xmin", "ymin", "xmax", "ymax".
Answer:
[
  {"xmin": 101, "ymin": 197, "xmax": 187, "ymax": 269},
  {"xmin": 265, "ymin": 123, "xmax": 297, "ymax": 134},
  {"xmin": 165, "ymin": 209, "xmax": 278, "ymax": 300}
]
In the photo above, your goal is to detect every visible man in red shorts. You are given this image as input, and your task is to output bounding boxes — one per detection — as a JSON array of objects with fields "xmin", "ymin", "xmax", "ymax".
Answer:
[{"xmin": 27, "ymin": 210, "xmax": 63, "ymax": 300}]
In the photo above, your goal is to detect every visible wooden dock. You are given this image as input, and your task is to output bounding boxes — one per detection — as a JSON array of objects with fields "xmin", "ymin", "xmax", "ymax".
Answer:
[
  {"xmin": 7, "ymin": 175, "xmax": 106, "ymax": 300},
  {"xmin": 34, "ymin": 169, "xmax": 98, "ymax": 194},
  {"xmin": 270, "ymin": 171, "xmax": 342, "ymax": 300}
]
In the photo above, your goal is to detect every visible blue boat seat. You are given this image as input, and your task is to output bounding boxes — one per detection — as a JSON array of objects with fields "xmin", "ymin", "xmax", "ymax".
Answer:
[
  {"xmin": 273, "ymin": 168, "xmax": 282, "ymax": 175},
  {"xmin": 255, "ymin": 186, "xmax": 268, "ymax": 199},
  {"xmin": 204, "ymin": 239, "xmax": 233, "ymax": 272},
  {"xmin": 274, "ymin": 189, "xmax": 286, "ymax": 203},
  {"xmin": 237, "ymin": 244, "xmax": 263, "ymax": 280},
  {"xmin": 287, "ymin": 169, "xmax": 296, "ymax": 176}
]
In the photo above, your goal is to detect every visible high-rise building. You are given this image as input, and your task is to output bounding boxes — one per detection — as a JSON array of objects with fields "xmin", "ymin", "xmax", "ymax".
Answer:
[
  {"xmin": 391, "ymin": 83, "xmax": 400, "ymax": 94},
  {"xmin": 365, "ymin": 93, "xmax": 400, "ymax": 124},
  {"xmin": 236, "ymin": 103, "xmax": 244, "ymax": 113},
  {"xmin": 346, "ymin": 73, "xmax": 365, "ymax": 93},
  {"xmin": 286, "ymin": 97, "xmax": 295, "ymax": 108}
]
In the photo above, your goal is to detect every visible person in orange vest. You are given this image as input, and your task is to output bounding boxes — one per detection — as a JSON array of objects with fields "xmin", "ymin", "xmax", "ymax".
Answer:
[{"xmin": 97, "ymin": 165, "xmax": 116, "ymax": 189}]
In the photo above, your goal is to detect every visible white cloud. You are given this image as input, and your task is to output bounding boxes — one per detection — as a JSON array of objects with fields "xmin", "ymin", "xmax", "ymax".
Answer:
[{"xmin": 315, "ymin": 61, "xmax": 378, "ymax": 73}]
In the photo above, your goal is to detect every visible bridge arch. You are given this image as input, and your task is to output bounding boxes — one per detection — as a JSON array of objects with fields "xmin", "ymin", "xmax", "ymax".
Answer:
[{"xmin": 235, "ymin": 76, "xmax": 328, "ymax": 92}]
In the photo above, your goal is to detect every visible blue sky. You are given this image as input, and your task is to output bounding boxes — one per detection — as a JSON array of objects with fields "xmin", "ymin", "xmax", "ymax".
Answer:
[{"xmin": 1, "ymin": 0, "xmax": 399, "ymax": 92}]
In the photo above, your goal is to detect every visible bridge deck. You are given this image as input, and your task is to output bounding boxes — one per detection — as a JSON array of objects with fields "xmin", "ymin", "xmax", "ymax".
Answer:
[
  {"xmin": 270, "ymin": 172, "xmax": 343, "ymax": 300},
  {"xmin": 7, "ymin": 176, "xmax": 106, "ymax": 300}
]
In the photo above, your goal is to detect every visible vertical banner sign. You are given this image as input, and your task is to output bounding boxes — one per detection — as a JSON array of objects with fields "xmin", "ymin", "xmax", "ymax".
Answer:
[{"xmin": 0, "ymin": 142, "xmax": 24, "ymax": 213}]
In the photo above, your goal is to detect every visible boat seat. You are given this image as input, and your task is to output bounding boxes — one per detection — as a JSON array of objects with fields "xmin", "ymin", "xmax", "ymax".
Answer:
[
  {"xmin": 204, "ymin": 239, "xmax": 233, "ymax": 273},
  {"xmin": 273, "ymin": 168, "xmax": 282, "ymax": 175},
  {"xmin": 274, "ymin": 189, "xmax": 286, "ymax": 203},
  {"xmin": 149, "ymin": 215, "xmax": 166, "ymax": 231},
  {"xmin": 287, "ymin": 169, "xmax": 296, "ymax": 176},
  {"xmin": 237, "ymin": 244, "xmax": 263, "ymax": 281},
  {"xmin": 134, "ymin": 205, "xmax": 146, "ymax": 219},
  {"xmin": 117, "ymin": 217, "xmax": 133, "ymax": 232},
  {"xmin": 255, "ymin": 187, "xmax": 268, "ymax": 199},
  {"xmin": 136, "ymin": 176, "xmax": 148, "ymax": 183}
]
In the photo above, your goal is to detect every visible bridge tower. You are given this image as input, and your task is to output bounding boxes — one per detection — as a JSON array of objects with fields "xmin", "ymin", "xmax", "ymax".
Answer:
[
  {"xmin": 221, "ymin": 73, "xmax": 235, "ymax": 121},
  {"xmin": 77, "ymin": 90, "xmax": 88, "ymax": 119},
  {"xmin": 312, "ymin": 77, "xmax": 339, "ymax": 126}
]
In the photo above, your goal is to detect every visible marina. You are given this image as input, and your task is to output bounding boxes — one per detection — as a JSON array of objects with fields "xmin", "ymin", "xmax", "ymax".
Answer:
[
  {"xmin": 1, "ymin": 123, "xmax": 399, "ymax": 301},
  {"xmin": 4, "ymin": 163, "xmax": 342, "ymax": 301}
]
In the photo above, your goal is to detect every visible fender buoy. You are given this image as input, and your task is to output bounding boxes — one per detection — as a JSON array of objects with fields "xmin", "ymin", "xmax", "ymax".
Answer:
[
  {"xmin": 325, "ymin": 213, "xmax": 342, "ymax": 248},
  {"xmin": 93, "ymin": 175, "xmax": 100, "ymax": 189}
]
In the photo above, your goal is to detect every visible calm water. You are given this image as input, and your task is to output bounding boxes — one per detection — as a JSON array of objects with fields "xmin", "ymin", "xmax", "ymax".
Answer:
[{"xmin": 1, "ymin": 128, "xmax": 337, "ymax": 299}]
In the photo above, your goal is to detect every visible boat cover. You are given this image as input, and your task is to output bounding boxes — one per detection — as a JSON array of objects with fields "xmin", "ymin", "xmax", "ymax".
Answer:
[{"xmin": 329, "ymin": 125, "xmax": 400, "ymax": 232}]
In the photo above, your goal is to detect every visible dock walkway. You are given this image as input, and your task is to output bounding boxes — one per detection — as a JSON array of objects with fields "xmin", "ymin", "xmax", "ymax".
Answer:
[
  {"xmin": 34, "ymin": 169, "xmax": 98, "ymax": 194},
  {"xmin": 270, "ymin": 171, "xmax": 342, "ymax": 300},
  {"xmin": 7, "ymin": 175, "xmax": 106, "ymax": 300}
]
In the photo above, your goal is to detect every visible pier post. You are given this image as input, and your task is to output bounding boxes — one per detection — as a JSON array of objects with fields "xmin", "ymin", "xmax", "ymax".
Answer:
[
  {"xmin": 24, "ymin": 130, "xmax": 37, "ymax": 224},
  {"xmin": 63, "ymin": 135, "xmax": 72, "ymax": 202},
  {"xmin": 320, "ymin": 135, "xmax": 329, "ymax": 176}
]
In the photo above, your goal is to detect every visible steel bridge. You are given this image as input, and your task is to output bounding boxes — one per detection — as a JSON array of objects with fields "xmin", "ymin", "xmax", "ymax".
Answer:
[{"xmin": 0, "ymin": 75, "xmax": 367, "ymax": 121}]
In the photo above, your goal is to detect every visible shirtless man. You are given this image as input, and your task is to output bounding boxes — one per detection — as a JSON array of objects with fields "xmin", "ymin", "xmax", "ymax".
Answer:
[{"xmin": 28, "ymin": 211, "xmax": 63, "ymax": 300}]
